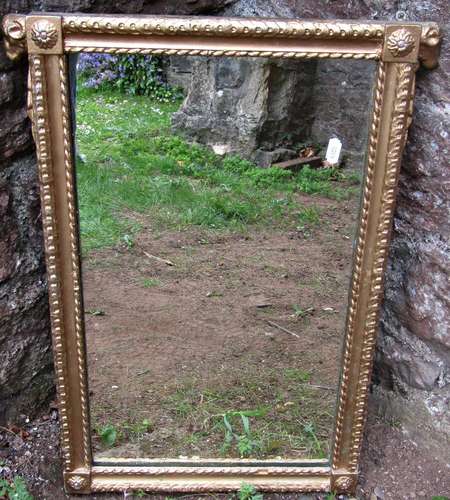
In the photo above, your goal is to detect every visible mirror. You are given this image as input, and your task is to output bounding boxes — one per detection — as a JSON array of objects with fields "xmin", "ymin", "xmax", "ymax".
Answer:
[
  {"xmin": 73, "ymin": 53, "xmax": 376, "ymax": 462},
  {"xmin": 5, "ymin": 10, "xmax": 434, "ymax": 494}
]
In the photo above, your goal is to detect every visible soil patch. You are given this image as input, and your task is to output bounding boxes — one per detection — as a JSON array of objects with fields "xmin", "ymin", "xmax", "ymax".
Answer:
[{"xmin": 83, "ymin": 194, "xmax": 356, "ymax": 459}]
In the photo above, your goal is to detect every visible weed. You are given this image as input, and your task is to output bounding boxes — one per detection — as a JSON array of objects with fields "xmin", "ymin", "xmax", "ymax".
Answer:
[
  {"xmin": 0, "ymin": 476, "xmax": 33, "ymax": 500},
  {"xmin": 431, "ymin": 497, "xmax": 450, "ymax": 500},
  {"xmin": 303, "ymin": 422, "xmax": 323, "ymax": 456},
  {"xmin": 237, "ymin": 483, "xmax": 263, "ymax": 500},
  {"xmin": 292, "ymin": 305, "xmax": 314, "ymax": 319},
  {"xmin": 141, "ymin": 278, "xmax": 161, "ymax": 288},
  {"xmin": 221, "ymin": 409, "xmax": 268, "ymax": 457},
  {"xmin": 99, "ymin": 423, "xmax": 117, "ymax": 447},
  {"xmin": 283, "ymin": 368, "xmax": 311, "ymax": 382},
  {"xmin": 96, "ymin": 418, "xmax": 153, "ymax": 449},
  {"xmin": 297, "ymin": 206, "xmax": 320, "ymax": 226},
  {"xmin": 243, "ymin": 167, "xmax": 292, "ymax": 188},
  {"xmin": 85, "ymin": 308, "xmax": 105, "ymax": 316},
  {"xmin": 122, "ymin": 419, "xmax": 153, "ymax": 440},
  {"xmin": 122, "ymin": 234, "xmax": 135, "ymax": 249}
]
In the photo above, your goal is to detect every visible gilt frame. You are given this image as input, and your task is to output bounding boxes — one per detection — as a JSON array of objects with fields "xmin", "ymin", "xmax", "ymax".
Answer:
[{"xmin": 2, "ymin": 12, "xmax": 441, "ymax": 496}]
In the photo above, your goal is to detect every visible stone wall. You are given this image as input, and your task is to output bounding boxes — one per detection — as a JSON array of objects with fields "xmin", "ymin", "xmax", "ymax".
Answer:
[
  {"xmin": 171, "ymin": 56, "xmax": 375, "ymax": 167},
  {"xmin": 171, "ymin": 57, "xmax": 319, "ymax": 166},
  {"xmin": 0, "ymin": 0, "xmax": 448, "ymax": 463}
]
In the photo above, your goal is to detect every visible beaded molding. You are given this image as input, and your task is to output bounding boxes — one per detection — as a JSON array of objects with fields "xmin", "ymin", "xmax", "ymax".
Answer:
[
  {"xmin": 62, "ymin": 16, "xmax": 385, "ymax": 40},
  {"xmin": 29, "ymin": 54, "xmax": 73, "ymax": 471}
]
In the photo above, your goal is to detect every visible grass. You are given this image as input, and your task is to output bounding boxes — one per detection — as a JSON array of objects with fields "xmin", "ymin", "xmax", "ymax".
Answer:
[
  {"xmin": 0, "ymin": 476, "xmax": 33, "ymax": 500},
  {"xmin": 92, "ymin": 364, "xmax": 332, "ymax": 459},
  {"xmin": 141, "ymin": 277, "xmax": 161, "ymax": 288},
  {"xmin": 157, "ymin": 367, "xmax": 330, "ymax": 459},
  {"xmin": 76, "ymin": 84, "xmax": 358, "ymax": 254}
]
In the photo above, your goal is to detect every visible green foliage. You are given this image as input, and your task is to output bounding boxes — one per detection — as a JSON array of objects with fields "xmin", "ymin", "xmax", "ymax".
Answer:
[
  {"xmin": 221, "ymin": 409, "xmax": 268, "ymax": 457},
  {"xmin": 297, "ymin": 206, "xmax": 320, "ymax": 226},
  {"xmin": 284, "ymin": 368, "xmax": 311, "ymax": 382},
  {"xmin": 296, "ymin": 166, "xmax": 345, "ymax": 198},
  {"xmin": 96, "ymin": 418, "xmax": 153, "ymax": 449},
  {"xmin": 116, "ymin": 56, "xmax": 183, "ymax": 102},
  {"xmin": 0, "ymin": 477, "xmax": 33, "ymax": 500},
  {"xmin": 243, "ymin": 167, "xmax": 292, "ymax": 188},
  {"xmin": 99, "ymin": 424, "xmax": 117, "ymax": 447},
  {"xmin": 237, "ymin": 483, "xmax": 263, "ymax": 500},
  {"xmin": 76, "ymin": 87, "xmax": 356, "ymax": 252},
  {"xmin": 78, "ymin": 54, "xmax": 183, "ymax": 102},
  {"xmin": 122, "ymin": 419, "xmax": 153, "ymax": 439},
  {"xmin": 303, "ymin": 422, "xmax": 323, "ymax": 456},
  {"xmin": 222, "ymin": 155, "xmax": 255, "ymax": 174},
  {"xmin": 141, "ymin": 278, "xmax": 161, "ymax": 288}
]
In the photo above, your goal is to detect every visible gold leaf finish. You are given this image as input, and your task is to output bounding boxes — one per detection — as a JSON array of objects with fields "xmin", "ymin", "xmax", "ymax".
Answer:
[
  {"xmin": 58, "ymin": 56, "xmax": 92, "ymax": 468},
  {"xmin": 29, "ymin": 54, "xmax": 73, "ymax": 471},
  {"xmin": 30, "ymin": 20, "xmax": 59, "ymax": 49},
  {"xmin": 2, "ymin": 14, "xmax": 26, "ymax": 60},
  {"xmin": 62, "ymin": 16, "xmax": 385, "ymax": 40},
  {"xmin": 387, "ymin": 28, "xmax": 415, "ymax": 57},
  {"xmin": 63, "ymin": 45, "xmax": 380, "ymax": 60},
  {"xmin": 67, "ymin": 475, "xmax": 88, "ymax": 490}
]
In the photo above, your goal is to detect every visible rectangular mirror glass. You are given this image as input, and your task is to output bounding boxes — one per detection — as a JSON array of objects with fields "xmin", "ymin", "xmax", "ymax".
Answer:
[{"xmin": 72, "ymin": 53, "xmax": 376, "ymax": 462}]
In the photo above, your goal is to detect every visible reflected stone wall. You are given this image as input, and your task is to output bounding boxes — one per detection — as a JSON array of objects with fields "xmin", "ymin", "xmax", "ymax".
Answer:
[
  {"xmin": 170, "ymin": 57, "xmax": 374, "ymax": 167},
  {"xmin": 0, "ymin": 0, "xmax": 448, "ymax": 462}
]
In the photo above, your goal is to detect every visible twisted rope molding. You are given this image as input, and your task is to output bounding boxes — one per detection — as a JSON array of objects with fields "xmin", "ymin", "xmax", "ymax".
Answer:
[
  {"xmin": 90, "ymin": 481, "xmax": 330, "ymax": 493},
  {"xmin": 347, "ymin": 62, "xmax": 414, "ymax": 471},
  {"xmin": 58, "ymin": 55, "xmax": 92, "ymax": 468},
  {"xmin": 62, "ymin": 16, "xmax": 385, "ymax": 40},
  {"xmin": 93, "ymin": 466, "xmax": 330, "ymax": 476},
  {"xmin": 331, "ymin": 60, "xmax": 386, "ymax": 471},
  {"xmin": 64, "ymin": 46, "xmax": 380, "ymax": 60},
  {"xmin": 29, "ymin": 55, "xmax": 72, "ymax": 471}
]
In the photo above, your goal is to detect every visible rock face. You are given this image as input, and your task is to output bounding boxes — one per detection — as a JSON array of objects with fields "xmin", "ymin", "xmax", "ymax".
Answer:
[
  {"xmin": 171, "ymin": 56, "xmax": 375, "ymax": 166},
  {"xmin": 0, "ymin": 0, "xmax": 448, "ymax": 464},
  {"xmin": 0, "ymin": 7, "xmax": 54, "ymax": 423},
  {"xmin": 172, "ymin": 57, "xmax": 318, "ymax": 166}
]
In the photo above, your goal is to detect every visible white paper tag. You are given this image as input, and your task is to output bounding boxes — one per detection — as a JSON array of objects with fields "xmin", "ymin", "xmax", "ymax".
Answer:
[{"xmin": 325, "ymin": 138, "xmax": 342, "ymax": 166}]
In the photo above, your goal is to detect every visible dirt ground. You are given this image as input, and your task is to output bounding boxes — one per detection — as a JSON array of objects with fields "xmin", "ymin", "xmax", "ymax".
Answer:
[
  {"xmin": 82, "ymin": 193, "xmax": 356, "ymax": 460},
  {"xmin": 1, "ymin": 397, "xmax": 449, "ymax": 499}
]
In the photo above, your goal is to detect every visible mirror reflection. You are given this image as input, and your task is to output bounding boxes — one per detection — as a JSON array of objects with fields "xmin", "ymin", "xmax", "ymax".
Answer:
[{"xmin": 73, "ymin": 53, "xmax": 375, "ymax": 461}]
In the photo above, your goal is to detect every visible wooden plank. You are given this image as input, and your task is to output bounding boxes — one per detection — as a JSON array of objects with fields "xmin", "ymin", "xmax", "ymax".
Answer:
[{"xmin": 272, "ymin": 155, "xmax": 323, "ymax": 171}]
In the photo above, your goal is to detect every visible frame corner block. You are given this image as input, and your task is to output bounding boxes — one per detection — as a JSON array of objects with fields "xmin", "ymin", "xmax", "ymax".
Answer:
[
  {"xmin": 382, "ymin": 24, "xmax": 422, "ymax": 64},
  {"xmin": 64, "ymin": 469, "xmax": 92, "ymax": 495},
  {"xmin": 330, "ymin": 471, "xmax": 358, "ymax": 495},
  {"xmin": 26, "ymin": 14, "xmax": 63, "ymax": 55}
]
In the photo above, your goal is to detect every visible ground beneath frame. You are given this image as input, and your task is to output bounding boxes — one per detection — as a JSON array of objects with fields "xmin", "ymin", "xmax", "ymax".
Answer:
[{"xmin": 1, "ymin": 397, "xmax": 449, "ymax": 499}]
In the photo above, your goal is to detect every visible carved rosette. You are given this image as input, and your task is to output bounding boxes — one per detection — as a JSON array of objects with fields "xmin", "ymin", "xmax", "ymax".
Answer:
[
  {"xmin": 387, "ymin": 28, "xmax": 415, "ymax": 57},
  {"xmin": 67, "ymin": 475, "xmax": 88, "ymax": 490},
  {"xmin": 334, "ymin": 475, "xmax": 356, "ymax": 493},
  {"xmin": 30, "ymin": 20, "xmax": 59, "ymax": 49}
]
